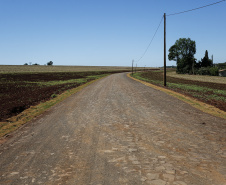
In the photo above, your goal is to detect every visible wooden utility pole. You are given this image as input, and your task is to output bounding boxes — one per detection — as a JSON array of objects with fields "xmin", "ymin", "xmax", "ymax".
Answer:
[
  {"xmin": 192, "ymin": 59, "xmax": 195, "ymax": 75},
  {"xmin": 164, "ymin": 13, "xmax": 166, "ymax": 86},
  {"xmin": 212, "ymin": 55, "xmax": 213, "ymax": 65},
  {"xmin": 132, "ymin": 60, "xmax": 134, "ymax": 75}
]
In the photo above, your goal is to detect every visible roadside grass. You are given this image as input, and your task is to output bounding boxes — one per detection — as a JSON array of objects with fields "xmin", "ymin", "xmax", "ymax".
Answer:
[{"xmin": 131, "ymin": 72, "xmax": 226, "ymax": 110}]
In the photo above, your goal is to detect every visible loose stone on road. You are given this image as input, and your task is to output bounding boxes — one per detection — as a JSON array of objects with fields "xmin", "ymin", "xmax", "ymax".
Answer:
[{"xmin": 0, "ymin": 73, "xmax": 225, "ymax": 185}]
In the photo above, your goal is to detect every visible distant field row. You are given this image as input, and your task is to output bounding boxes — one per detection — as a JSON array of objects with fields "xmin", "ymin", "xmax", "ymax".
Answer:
[
  {"xmin": 0, "ymin": 65, "xmax": 151, "ymax": 73},
  {"xmin": 167, "ymin": 71, "xmax": 226, "ymax": 84}
]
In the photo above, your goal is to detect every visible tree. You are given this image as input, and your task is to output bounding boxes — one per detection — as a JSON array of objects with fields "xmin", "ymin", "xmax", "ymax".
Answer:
[
  {"xmin": 24, "ymin": 63, "xmax": 28, "ymax": 65},
  {"xmin": 168, "ymin": 38, "xmax": 196, "ymax": 74},
  {"xmin": 47, "ymin": 61, "xmax": 53, "ymax": 66},
  {"xmin": 200, "ymin": 50, "xmax": 212, "ymax": 67}
]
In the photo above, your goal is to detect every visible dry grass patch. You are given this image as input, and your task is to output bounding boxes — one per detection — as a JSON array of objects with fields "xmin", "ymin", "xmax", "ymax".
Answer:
[{"xmin": 168, "ymin": 71, "xmax": 226, "ymax": 84}]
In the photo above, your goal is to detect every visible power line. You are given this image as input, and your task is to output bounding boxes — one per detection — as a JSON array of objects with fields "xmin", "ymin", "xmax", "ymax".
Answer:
[
  {"xmin": 167, "ymin": 0, "xmax": 225, "ymax": 16},
  {"xmin": 135, "ymin": 16, "xmax": 164, "ymax": 63}
]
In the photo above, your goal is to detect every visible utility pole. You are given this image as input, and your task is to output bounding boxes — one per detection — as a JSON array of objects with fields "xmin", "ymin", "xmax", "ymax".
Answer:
[
  {"xmin": 212, "ymin": 55, "xmax": 213, "ymax": 65},
  {"xmin": 132, "ymin": 60, "xmax": 134, "ymax": 75},
  {"xmin": 192, "ymin": 59, "xmax": 195, "ymax": 75},
  {"xmin": 164, "ymin": 13, "xmax": 166, "ymax": 86},
  {"xmin": 135, "ymin": 63, "xmax": 137, "ymax": 73}
]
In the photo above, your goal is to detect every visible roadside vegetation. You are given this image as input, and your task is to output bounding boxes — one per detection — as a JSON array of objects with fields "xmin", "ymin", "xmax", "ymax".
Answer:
[{"xmin": 131, "ymin": 70, "xmax": 226, "ymax": 112}]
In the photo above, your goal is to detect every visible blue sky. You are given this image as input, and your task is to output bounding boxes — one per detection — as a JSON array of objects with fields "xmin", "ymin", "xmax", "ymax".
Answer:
[{"xmin": 0, "ymin": 0, "xmax": 225, "ymax": 67}]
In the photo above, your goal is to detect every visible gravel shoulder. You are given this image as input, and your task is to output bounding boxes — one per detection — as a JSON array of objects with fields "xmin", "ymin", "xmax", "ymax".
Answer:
[{"xmin": 0, "ymin": 73, "xmax": 225, "ymax": 185}]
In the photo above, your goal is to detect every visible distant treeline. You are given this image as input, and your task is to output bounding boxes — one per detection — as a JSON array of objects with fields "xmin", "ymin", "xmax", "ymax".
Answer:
[{"xmin": 24, "ymin": 61, "xmax": 53, "ymax": 66}]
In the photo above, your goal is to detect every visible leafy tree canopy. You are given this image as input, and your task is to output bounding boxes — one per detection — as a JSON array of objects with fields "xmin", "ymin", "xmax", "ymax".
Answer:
[
  {"xmin": 168, "ymin": 38, "xmax": 196, "ymax": 74},
  {"xmin": 47, "ymin": 61, "xmax": 53, "ymax": 66},
  {"xmin": 200, "ymin": 50, "xmax": 212, "ymax": 67}
]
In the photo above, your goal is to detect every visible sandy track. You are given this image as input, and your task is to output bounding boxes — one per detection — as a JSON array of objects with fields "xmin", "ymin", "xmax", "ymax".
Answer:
[{"xmin": 0, "ymin": 73, "xmax": 225, "ymax": 185}]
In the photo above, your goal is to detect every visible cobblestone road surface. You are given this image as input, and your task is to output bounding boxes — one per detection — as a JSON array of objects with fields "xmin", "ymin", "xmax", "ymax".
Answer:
[{"xmin": 0, "ymin": 73, "xmax": 226, "ymax": 185}]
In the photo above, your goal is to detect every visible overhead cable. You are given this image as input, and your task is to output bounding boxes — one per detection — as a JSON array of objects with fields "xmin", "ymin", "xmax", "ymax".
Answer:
[
  {"xmin": 136, "ymin": 16, "xmax": 164, "ymax": 63},
  {"xmin": 167, "ymin": 0, "xmax": 225, "ymax": 16}
]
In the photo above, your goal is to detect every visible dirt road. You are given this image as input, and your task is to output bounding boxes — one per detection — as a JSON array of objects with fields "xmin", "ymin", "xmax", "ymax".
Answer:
[{"xmin": 0, "ymin": 73, "xmax": 225, "ymax": 185}]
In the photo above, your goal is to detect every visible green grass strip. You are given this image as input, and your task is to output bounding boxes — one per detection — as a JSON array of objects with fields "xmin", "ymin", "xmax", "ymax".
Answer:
[{"xmin": 21, "ymin": 74, "xmax": 108, "ymax": 86}]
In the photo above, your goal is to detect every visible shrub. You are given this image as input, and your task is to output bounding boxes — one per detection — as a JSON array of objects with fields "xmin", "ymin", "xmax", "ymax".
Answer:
[
  {"xmin": 196, "ymin": 67, "xmax": 219, "ymax": 76},
  {"xmin": 197, "ymin": 67, "xmax": 210, "ymax": 75},
  {"xmin": 209, "ymin": 67, "xmax": 219, "ymax": 76}
]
